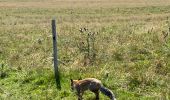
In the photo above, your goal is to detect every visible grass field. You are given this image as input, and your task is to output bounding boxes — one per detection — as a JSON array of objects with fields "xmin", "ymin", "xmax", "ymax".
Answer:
[{"xmin": 0, "ymin": 0, "xmax": 170, "ymax": 100}]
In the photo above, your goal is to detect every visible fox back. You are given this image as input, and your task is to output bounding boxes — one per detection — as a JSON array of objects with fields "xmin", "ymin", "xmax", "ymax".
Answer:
[{"xmin": 71, "ymin": 78, "xmax": 102, "ymax": 91}]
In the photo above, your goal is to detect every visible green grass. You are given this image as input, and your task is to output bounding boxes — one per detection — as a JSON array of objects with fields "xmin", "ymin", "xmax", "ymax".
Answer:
[{"xmin": 0, "ymin": 0, "xmax": 170, "ymax": 100}]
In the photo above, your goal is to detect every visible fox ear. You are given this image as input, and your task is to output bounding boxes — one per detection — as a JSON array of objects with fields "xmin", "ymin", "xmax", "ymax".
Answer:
[
  {"xmin": 70, "ymin": 79, "xmax": 73, "ymax": 82},
  {"xmin": 78, "ymin": 77, "xmax": 82, "ymax": 80}
]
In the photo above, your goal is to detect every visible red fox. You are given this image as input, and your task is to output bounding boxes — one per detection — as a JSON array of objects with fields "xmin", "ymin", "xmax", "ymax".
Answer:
[{"xmin": 70, "ymin": 78, "xmax": 116, "ymax": 100}]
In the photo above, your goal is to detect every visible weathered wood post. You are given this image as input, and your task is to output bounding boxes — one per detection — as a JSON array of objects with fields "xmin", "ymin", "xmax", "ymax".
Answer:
[{"xmin": 51, "ymin": 19, "xmax": 61, "ymax": 89}]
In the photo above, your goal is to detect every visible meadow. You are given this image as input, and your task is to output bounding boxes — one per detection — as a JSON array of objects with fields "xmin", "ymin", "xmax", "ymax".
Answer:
[{"xmin": 0, "ymin": 0, "xmax": 170, "ymax": 99}]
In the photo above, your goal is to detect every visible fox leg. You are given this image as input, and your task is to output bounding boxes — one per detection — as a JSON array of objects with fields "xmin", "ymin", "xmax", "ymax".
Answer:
[
  {"xmin": 95, "ymin": 91, "xmax": 99, "ymax": 100},
  {"xmin": 77, "ymin": 91, "xmax": 83, "ymax": 100},
  {"xmin": 91, "ymin": 90, "xmax": 99, "ymax": 100},
  {"xmin": 77, "ymin": 93, "xmax": 82, "ymax": 100}
]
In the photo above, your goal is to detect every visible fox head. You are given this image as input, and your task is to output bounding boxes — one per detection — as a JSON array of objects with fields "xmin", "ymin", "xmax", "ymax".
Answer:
[{"xmin": 70, "ymin": 79, "xmax": 79, "ymax": 91}]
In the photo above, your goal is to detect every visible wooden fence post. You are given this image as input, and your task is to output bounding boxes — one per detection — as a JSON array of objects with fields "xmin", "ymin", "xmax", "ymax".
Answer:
[{"xmin": 51, "ymin": 19, "xmax": 61, "ymax": 89}]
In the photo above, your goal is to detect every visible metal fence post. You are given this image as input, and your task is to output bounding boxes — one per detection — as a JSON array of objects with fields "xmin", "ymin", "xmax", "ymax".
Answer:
[{"xmin": 51, "ymin": 19, "xmax": 61, "ymax": 89}]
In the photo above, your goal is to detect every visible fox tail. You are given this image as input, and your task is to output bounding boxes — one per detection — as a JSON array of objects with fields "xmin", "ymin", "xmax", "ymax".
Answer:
[{"xmin": 99, "ymin": 86, "xmax": 116, "ymax": 100}]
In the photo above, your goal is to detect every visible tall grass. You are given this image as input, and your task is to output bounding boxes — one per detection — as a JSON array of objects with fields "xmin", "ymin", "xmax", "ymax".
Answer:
[{"xmin": 0, "ymin": 0, "xmax": 170, "ymax": 99}]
